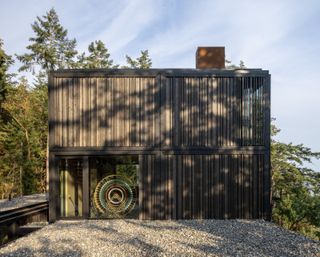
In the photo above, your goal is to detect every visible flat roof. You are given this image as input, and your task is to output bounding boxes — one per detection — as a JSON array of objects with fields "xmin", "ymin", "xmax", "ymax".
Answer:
[{"xmin": 50, "ymin": 68, "xmax": 270, "ymax": 78}]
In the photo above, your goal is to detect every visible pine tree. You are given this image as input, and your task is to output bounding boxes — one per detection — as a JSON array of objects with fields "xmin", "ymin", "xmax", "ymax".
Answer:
[
  {"xmin": 77, "ymin": 40, "xmax": 117, "ymax": 68},
  {"xmin": 30, "ymin": 72, "xmax": 48, "ymax": 192},
  {"xmin": 14, "ymin": 8, "xmax": 78, "ymax": 195},
  {"xmin": 0, "ymin": 39, "xmax": 14, "ymax": 107},
  {"xmin": 271, "ymin": 120, "xmax": 320, "ymax": 240},
  {"xmin": 239, "ymin": 60, "xmax": 246, "ymax": 68},
  {"xmin": 125, "ymin": 50, "xmax": 152, "ymax": 69},
  {"xmin": 0, "ymin": 39, "xmax": 15, "ymax": 198},
  {"xmin": 225, "ymin": 59, "xmax": 246, "ymax": 69},
  {"xmin": 16, "ymin": 8, "xmax": 77, "ymax": 72},
  {"xmin": 0, "ymin": 78, "xmax": 31, "ymax": 196},
  {"xmin": 0, "ymin": 75, "xmax": 49, "ymax": 197}
]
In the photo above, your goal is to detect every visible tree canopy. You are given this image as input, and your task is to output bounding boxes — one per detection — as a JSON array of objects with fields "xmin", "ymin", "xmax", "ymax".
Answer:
[
  {"xmin": 77, "ymin": 40, "xmax": 117, "ymax": 69},
  {"xmin": 225, "ymin": 59, "xmax": 246, "ymax": 69},
  {"xmin": 271, "ymin": 121, "xmax": 320, "ymax": 240},
  {"xmin": 1, "ymin": 8, "xmax": 154, "ymax": 199},
  {"xmin": 125, "ymin": 50, "xmax": 152, "ymax": 69},
  {"xmin": 16, "ymin": 8, "xmax": 77, "ymax": 72},
  {"xmin": 0, "ymin": 39, "xmax": 14, "ymax": 107}
]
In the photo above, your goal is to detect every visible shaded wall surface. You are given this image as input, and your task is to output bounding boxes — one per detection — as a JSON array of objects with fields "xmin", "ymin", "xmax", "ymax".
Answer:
[{"xmin": 49, "ymin": 69, "xmax": 271, "ymax": 220}]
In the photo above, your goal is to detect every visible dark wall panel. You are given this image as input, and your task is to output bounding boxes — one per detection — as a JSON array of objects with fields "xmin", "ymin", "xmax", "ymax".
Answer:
[
  {"xmin": 51, "ymin": 75, "xmax": 267, "ymax": 149},
  {"xmin": 49, "ymin": 70, "xmax": 271, "ymax": 221},
  {"xmin": 140, "ymin": 154, "xmax": 265, "ymax": 220},
  {"xmin": 52, "ymin": 77, "xmax": 158, "ymax": 148}
]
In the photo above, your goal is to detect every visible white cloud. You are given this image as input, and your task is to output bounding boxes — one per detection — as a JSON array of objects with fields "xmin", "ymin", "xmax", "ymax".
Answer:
[{"xmin": 77, "ymin": 0, "xmax": 164, "ymax": 59}]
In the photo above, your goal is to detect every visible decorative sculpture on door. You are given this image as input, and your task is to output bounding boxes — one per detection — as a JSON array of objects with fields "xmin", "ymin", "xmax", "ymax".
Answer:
[{"xmin": 93, "ymin": 174, "xmax": 137, "ymax": 218}]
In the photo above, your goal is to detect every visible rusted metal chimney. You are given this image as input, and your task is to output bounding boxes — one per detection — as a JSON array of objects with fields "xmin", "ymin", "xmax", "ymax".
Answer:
[{"xmin": 196, "ymin": 47, "xmax": 225, "ymax": 69}]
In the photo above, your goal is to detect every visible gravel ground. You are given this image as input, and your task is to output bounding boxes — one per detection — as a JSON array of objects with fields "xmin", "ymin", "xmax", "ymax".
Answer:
[
  {"xmin": 0, "ymin": 220, "xmax": 319, "ymax": 257},
  {"xmin": 0, "ymin": 194, "xmax": 47, "ymax": 212}
]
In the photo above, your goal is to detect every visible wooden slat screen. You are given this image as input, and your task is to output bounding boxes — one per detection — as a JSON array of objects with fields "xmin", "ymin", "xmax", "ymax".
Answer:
[
  {"xmin": 49, "ymin": 70, "xmax": 271, "ymax": 222},
  {"xmin": 139, "ymin": 154, "xmax": 265, "ymax": 219},
  {"xmin": 53, "ymin": 77, "xmax": 158, "ymax": 147},
  {"xmin": 52, "ymin": 75, "xmax": 267, "ymax": 148}
]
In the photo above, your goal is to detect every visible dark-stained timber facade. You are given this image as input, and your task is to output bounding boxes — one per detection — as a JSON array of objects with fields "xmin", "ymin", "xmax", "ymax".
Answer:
[{"xmin": 48, "ymin": 68, "xmax": 271, "ymax": 222}]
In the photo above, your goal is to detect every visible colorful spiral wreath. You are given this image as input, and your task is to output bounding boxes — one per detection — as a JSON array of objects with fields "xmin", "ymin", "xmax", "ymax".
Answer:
[{"xmin": 93, "ymin": 174, "xmax": 137, "ymax": 217}]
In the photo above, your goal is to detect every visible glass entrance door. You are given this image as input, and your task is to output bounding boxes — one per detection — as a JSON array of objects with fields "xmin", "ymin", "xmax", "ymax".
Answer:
[{"xmin": 59, "ymin": 159, "xmax": 83, "ymax": 218}]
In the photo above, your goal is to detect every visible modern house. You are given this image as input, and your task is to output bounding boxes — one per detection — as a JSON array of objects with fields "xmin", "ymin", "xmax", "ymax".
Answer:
[{"xmin": 48, "ymin": 47, "xmax": 271, "ymax": 222}]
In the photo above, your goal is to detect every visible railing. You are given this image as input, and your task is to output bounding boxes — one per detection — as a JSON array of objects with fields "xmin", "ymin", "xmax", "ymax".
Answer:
[
  {"xmin": 0, "ymin": 201, "xmax": 48, "ymax": 246},
  {"xmin": 0, "ymin": 201, "xmax": 48, "ymax": 226}
]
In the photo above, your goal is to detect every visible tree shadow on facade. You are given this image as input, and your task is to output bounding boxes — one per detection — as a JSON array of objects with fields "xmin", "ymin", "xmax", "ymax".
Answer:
[{"xmin": 49, "ymin": 70, "xmax": 269, "ymax": 221}]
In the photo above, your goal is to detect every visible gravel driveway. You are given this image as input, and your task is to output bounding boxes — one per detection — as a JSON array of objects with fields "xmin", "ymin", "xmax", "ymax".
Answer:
[{"xmin": 0, "ymin": 220, "xmax": 319, "ymax": 257}]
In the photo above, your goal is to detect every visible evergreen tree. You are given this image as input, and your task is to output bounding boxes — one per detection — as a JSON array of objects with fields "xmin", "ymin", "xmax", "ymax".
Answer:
[
  {"xmin": 0, "ymin": 76, "xmax": 49, "ymax": 197},
  {"xmin": 271, "ymin": 120, "xmax": 320, "ymax": 240},
  {"xmin": 125, "ymin": 50, "xmax": 152, "ymax": 69},
  {"xmin": 0, "ymin": 39, "xmax": 14, "ymax": 107},
  {"xmin": 30, "ymin": 72, "xmax": 49, "ymax": 192},
  {"xmin": 239, "ymin": 60, "xmax": 246, "ymax": 68},
  {"xmin": 225, "ymin": 59, "xmax": 246, "ymax": 69},
  {"xmin": 13, "ymin": 8, "xmax": 78, "ymax": 195},
  {"xmin": 8, "ymin": 9, "xmax": 154, "ymax": 198},
  {"xmin": 0, "ymin": 78, "xmax": 31, "ymax": 196},
  {"xmin": 16, "ymin": 8, "xmax": 77, "ymax": 72},
  {"xmin": 77, "ymin": 40, "xmax": 117, "ymax": 68}
]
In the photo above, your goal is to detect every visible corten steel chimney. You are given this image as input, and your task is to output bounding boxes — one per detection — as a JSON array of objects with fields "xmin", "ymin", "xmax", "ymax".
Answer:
[{"xmin": 196, "ymin": 46, "xmax": 225, "ymax": 69}]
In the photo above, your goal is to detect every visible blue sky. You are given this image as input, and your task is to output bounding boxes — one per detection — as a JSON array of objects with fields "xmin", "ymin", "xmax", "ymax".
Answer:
[{"xmin": 1, "ymin": 0, "xmax": 320, "ymax": 169}]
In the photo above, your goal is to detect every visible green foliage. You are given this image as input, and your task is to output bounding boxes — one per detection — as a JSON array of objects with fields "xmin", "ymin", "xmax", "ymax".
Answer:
[
  {"xmin": 271, "ymin": 120, "xmax": 320, "ymax": 240},
  {"xmin": 0, "ymin": 39, "xmax": 14, "ymax": 107},
  {"xmin": 16, "ymin": 8, "xmax": 77, "ymax": 72},
  {"xmin": 225, "ymin": 59, "xmax": 246, "ymax": 69},
  {"xmin": 77, "ymin": 40, "xmax": 118, "ymax": 68},
  {"xmin": 125, "ymin": 50, "xmax": 152, "ymax": 69},
  {"xmin": 239, "ymin": 60, "xmax": 245, "ymax": 68},
  {"xmin": 8, "ymin": 7, "xmax": 76, "ymax": 197},
  {"xmin": 0, "ymin": 77, "xmax": 47, "ymax": 197},
  {"xmin": 0, "ymin": 8, "xmax": 154, "ymax": 200},
  {"xmin": 116, "ymin": 157, "xmax": 138, "ymax": 186}
]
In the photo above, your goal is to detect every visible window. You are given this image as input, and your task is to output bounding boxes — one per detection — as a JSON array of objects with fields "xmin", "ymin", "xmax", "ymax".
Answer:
[{"xmin": 242, "ymin": 78, "xmax": 264, "ymax": 145}]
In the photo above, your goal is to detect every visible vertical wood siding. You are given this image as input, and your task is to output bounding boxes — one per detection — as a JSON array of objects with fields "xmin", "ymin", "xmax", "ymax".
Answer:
[
  {"xmin": 51, "ymin": 76, "xmax": 266, "ymax": 148},
  {"xmin": 53, "ymin": 77, "xmax": 158, "ymax": 147},
  {"xmin": 139, "ymin": 154, "xmax": 265, "ymax": 219},
  {"xmin": 49, "ymin": 70, "xmax": 270, "ymax": 221}
]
